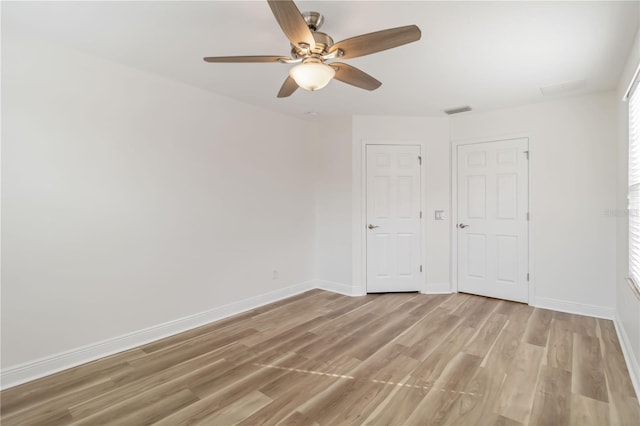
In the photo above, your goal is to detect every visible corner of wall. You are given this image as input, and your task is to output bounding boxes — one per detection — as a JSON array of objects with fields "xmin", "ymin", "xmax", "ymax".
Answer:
[{"xmin": 314, "ymin": 280, "xmax": 364, "ymax": 297}]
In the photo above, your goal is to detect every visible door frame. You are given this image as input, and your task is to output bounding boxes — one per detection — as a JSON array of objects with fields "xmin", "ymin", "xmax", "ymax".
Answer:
[
  {"xmin": 450, "ymin": 135, "xmax": 535, "ymax": 305},
  {"xmin": 360, "ymin": 140, "xmax": 427, "ymax": 294}
]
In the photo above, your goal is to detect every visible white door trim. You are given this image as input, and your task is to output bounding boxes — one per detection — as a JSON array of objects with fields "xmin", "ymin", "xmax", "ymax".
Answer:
[
  {"xmin": 359, "ymin": 140, "xmax": 427, "ymax": 294},
  {"xmin": 451, "ymin": 134, "xmax": 534, "ymax": 305}
]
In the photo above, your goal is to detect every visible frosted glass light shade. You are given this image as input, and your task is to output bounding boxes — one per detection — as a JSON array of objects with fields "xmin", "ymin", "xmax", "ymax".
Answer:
[{"xmin": 289, "ymin": 60, "xmax": 335, "ymax": 91}]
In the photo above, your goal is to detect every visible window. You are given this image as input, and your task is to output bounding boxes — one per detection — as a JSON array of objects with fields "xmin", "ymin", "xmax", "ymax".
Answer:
[{"xmin": 628, "ymin": 65, "xmax": 640, "ymax": 295}]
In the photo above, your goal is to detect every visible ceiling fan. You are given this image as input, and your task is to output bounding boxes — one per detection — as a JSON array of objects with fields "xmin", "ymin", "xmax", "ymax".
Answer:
[{"xmin": 203, "ymin": 0, "xmax": 421, "ymax": 98}]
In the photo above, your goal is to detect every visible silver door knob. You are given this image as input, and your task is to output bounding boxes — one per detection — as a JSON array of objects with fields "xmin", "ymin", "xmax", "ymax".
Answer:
[
  {"xmin": 458, "ymin": 223, "xmax": 469, "ymax": 229},
  {"xmin": 368, "ymin": 224, "xmax": 380, "ymax": 229}
]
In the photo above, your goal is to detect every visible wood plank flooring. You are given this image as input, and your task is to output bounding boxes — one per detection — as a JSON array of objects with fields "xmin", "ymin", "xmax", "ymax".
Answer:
[{"xmin": 1, "ymin": 290, "xmax": 639, "ymax": 425}]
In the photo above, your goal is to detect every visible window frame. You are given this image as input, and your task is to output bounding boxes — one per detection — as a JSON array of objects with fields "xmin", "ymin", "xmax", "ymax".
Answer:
[{"xmin": 626, "ymin": 63, "xmax": 640, "ymax": 299}]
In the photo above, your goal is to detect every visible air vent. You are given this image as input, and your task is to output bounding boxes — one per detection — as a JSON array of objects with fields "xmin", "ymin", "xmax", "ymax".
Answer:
[{"xmin": 444, "ymin": 106, "xmax": 472, "ymax": 115}]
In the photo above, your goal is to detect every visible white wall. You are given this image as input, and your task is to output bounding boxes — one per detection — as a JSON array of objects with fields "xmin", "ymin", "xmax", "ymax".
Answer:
[
  {"xmin": 1, "ymin": 32, "xmax": 316, "ymax": 369},
  {"xmin": 351, "ymin": 116, "xmax": 452, "ymax": 294},
  {"xmin": 313, "ymin": 118, "xmax": 353, "ymax": 290},
  {"xmin": 616, "ymin": 28, "xmax": 640, "ymax": 392},
  {"xmin": 341, "ymin": 95, "xmax": 618, "ymax": 310},
  {"xmin": 451, "ymin": 93, "xmax": 618, "ymax": 314}
]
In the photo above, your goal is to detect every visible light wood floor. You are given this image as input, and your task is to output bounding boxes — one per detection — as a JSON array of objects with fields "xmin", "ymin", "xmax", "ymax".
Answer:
[{"xmin": 1, "ymin": 290, "xmax": 639, "ymax": 425}]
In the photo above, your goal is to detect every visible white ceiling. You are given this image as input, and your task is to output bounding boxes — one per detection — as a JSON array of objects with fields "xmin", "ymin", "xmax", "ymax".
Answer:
[{"xmin": 4, "ymin": 1, "xmax": 639, "ymax": 118}]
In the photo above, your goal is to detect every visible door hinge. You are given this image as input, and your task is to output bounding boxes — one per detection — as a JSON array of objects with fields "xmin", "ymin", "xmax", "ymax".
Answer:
[
  {"xmin": 420, "ymin": 265, "xmax": 423, "ymax": 272},
  {"xmin": 524, "ymin": 150, "xmax": 530, "ymax": 160},
  {"xmin": 527, "ymin": 273, "xmax": 530, "ymax": 281},
  {"xmin": 418, "ymin": 155, "xmax": 422, "ymax": 165},
  {"xmin": 526, "ymin": 212, "xmax": 530, "ymax": 221},
  {"xmin": 420, "ymin": 211, "xmax": 422, "ymax": 218}
]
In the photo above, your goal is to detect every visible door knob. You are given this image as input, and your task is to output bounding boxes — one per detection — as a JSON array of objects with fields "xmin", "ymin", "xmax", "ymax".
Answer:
[
  {"xmin": 458, "ymin": 223, "xmax": 469, "ymax": 229},
  {"xmin": 368, "ymin": 224, "xmax": 380, "ymax": 229}
]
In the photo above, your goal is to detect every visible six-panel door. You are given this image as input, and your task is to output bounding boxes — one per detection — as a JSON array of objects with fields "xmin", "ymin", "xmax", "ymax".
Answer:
[
  {"xmin": 366, "ymin": 145, "xmax": 422, "ymax": 293},
  {"xmin": 457, "ymin": 138, "xmax": 529, "ymax": 303}
]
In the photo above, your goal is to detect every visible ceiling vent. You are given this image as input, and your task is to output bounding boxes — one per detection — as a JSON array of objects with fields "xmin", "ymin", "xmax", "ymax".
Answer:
[{"xmin": 444, "ymin": 106, "xmax": 472, "ymax": 115}]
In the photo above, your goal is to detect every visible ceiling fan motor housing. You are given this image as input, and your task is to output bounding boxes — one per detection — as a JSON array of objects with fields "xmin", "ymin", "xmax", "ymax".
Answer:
[
  {"xmin": 291, "ymin": 31, "xmax": 334, "ymax": 58},
  {"xmin": 290, "ymin": 12, "xmax": 334, "ymax": 58}
]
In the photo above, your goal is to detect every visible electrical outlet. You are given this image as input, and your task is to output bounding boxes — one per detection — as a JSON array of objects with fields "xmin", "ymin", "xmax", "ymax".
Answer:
[{"xmin": 435, "ymin": 210, "xmax": 445, "ymax": 220}]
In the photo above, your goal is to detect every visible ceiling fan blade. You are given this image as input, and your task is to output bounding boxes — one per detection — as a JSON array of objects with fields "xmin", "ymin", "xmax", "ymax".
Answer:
[
  {"xmin": 332, "ymin": 63, "xmax": 382, "ymax": 91},
  {"xmin": 329, "ymin": 25, "xmax": 421, "ymax": 59},
  {"xmin": 277, "ymin": 75, "xmax": 299, "ymax": 98},
  {"xmin": 204, "ymin": 56, "xmax": 289, "ymax": 63},
  {"xmin": 267, "ymin": 0, "xmax": 315, "ymax": 50}
]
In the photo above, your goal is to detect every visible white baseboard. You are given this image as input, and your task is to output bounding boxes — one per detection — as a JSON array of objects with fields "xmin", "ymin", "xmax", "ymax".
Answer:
[
  {"xmin": 314, "ymin": 280, "xmax": 362, "ymax": 297},
  {"xmin": 614, "ymin": 312, "xmax": 640, "ymax": 402},
  {"xmin": 422, "ymin": 282, "xmax": 452, "ymax": 294},
  {"xmin": 0, "ymin": 280, "xmax": 315, "ymax": 390},
  {"xmin": 534, "ymin": 297, "xmax": 614, "ymax": 319}
]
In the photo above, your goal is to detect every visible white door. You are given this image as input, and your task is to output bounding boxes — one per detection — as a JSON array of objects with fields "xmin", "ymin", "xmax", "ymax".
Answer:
[
  {"xmin": 457, "ymin": 138, "xmax": 529, "ymax": 303},
  {"xmin": 366, "ymin": 145, "xmax": 422, "ymax": 293}
]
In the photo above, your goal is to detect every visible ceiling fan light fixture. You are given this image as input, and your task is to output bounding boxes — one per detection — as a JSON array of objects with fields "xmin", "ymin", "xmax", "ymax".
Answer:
[{"xmin": 289, "ymin": 58, "xmax": 335, "ymax": 91}]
